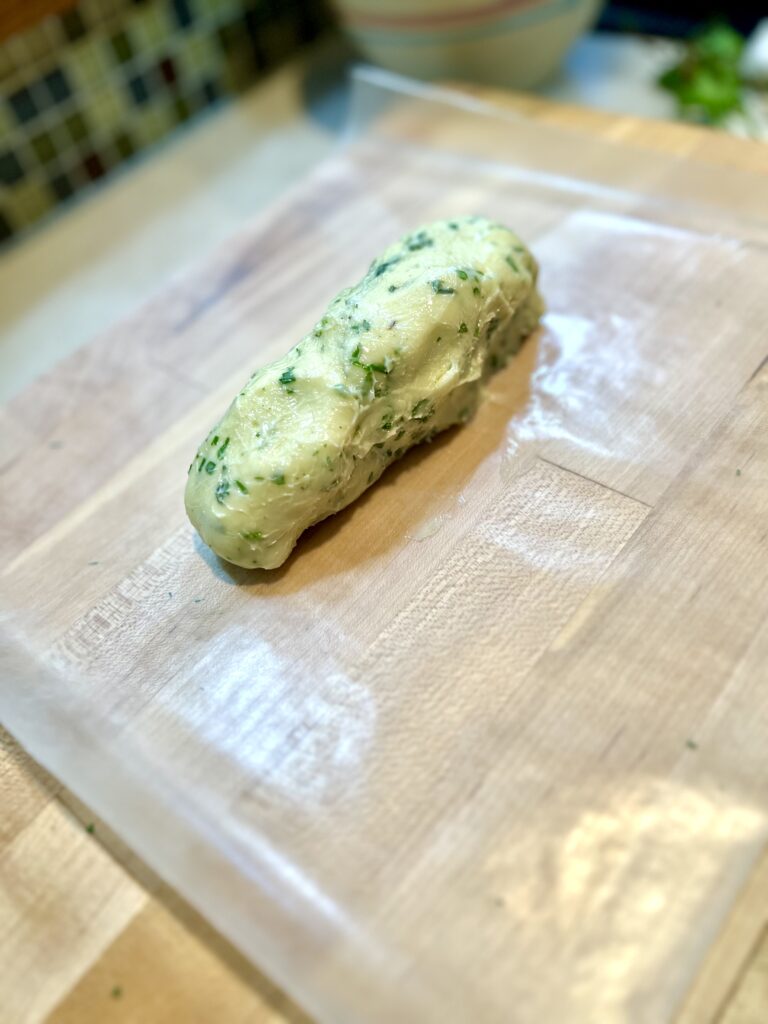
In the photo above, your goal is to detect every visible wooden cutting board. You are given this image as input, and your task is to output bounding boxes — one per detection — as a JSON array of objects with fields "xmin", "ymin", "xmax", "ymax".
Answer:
[{"xmin": 2, "ymin": 85, "xmax": 768, "ymax": 1024}]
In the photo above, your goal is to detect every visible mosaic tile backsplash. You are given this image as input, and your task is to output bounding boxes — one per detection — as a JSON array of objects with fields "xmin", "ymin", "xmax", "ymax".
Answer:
[{"xmin": 0, "ymin": 0, "xmax": 329, "ymax": 245}]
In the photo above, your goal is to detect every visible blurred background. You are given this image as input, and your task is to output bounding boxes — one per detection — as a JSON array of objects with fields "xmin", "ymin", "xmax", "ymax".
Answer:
[
  {"xmin": 0, "ymin": 0, "xmax": 766, "ymax": 399},
  {"xmin": 1, "ymin": 0, "xmax": 766, "ymax": 247}
]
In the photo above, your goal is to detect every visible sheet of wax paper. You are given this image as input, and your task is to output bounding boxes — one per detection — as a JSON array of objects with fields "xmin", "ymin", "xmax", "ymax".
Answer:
[{"xmin": 2, "ymin": 69, "xmax": 768, "ymax": 1024}]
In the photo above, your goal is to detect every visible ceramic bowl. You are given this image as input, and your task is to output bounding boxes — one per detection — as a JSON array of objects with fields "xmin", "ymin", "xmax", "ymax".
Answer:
[{"xmin": 333, "ymin": 0, "xmax": 604, "ymax": 89}]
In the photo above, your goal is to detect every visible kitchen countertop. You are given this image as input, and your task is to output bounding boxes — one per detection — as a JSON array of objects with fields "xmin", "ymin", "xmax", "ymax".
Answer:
[{"xmin": 2, "ymin": 33, "xmax": 768, "ymax": 1024}]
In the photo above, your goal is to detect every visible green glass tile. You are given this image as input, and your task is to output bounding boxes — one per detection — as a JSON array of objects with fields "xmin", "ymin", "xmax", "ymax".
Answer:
[
  {"xmin": 49, "ymin": 122, "xmax": 74, "ymax": 154},
  {"xmin": 59, "ymin": 8, "xmax": 88, "ymax": 44},
  {"xmin": 109, "ymin": 31, "xmax": 134, "ymax": 64},
  {"xmin": 113, "ymin": 130, "xmax": 136, "ymax": 160},
  {"xmin": 65, "ymin": 111, "xmax": 90, "ymax": 144},
  {"xmin": 173, "ymin": 96, "xmax": 191, "ymax": 123},
  {"xmin": 31, "ymin": 131, "xmax": 57, "ymax": 164}
]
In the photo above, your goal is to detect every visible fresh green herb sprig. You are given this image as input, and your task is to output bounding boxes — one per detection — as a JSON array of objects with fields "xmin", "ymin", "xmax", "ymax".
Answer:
[{"xmin": 658, "ymin": 22, "xmax": 750, "ymax": 124}]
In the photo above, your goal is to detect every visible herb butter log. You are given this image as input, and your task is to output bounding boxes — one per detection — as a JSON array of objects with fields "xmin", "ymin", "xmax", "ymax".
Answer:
[{"xmin": 186, "ymin": 217, "xmax": 544, "ymax": 569}]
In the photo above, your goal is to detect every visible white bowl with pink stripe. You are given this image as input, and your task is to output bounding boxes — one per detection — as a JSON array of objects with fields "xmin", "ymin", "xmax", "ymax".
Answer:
[{"xmin": 333, "ymin": 0, "xmax": 604, "ymax": 88}]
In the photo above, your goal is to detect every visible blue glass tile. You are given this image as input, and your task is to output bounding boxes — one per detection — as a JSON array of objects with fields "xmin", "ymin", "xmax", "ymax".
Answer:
[
  {"xmin": 44, "ymin": 69, "xmax": 72, "ymax": 104},
  {"xmin": 0, "ymin": 150, "xmax": 24, "ymax": 185},
  {"xmin": 49, "ymin": 172, "xmax": 75, "ymax": 201},
  {"xmin": 128, "ymin": 73, "xmax": 150, "ymax": 105},
  {"xmin": 8, "ymin": 87, "xmax": 38, "ymax": 124},
  {"xmin": 171, "ymin": 0, "xmax": 193, "ymax": 30}
]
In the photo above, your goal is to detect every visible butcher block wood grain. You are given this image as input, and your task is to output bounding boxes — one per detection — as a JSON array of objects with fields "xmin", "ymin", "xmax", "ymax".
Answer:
[{"xmin": 2, "ymin": 86, "xmax": 768, "ymax": 1024}]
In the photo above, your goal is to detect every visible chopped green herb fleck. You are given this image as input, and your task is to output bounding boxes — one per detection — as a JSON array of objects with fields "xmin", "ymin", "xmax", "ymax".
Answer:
[
  {"xmin": 505, "ymin": 254, "xmax": 519, "ymax": 272},
  {"xmin": 254, "ymin": 475, "xmax": 264, "ymax": 481},
  {"xmin": 211, "ymin": 435, "xmax": 219, "ymax": 446},
  {"xmin": 736, "ymin": 468, "xmax": 742, "ymax": 476},
  {"xmin": 271, "ymin": 472, "xmax": 286, "ymax": 485},
  {"xmin": 215, "ymin": 479, "xmax": 230, "ymax": 504},
  {"xmin": 242, "ymin": 530, "xmax": 263, "ymax": 542},
  {"xmin": 473, "ymin": 286, "xmax": 481, "ymax": 296},
  {"xmin": 431, "ymin": 279, "xmax": 455, "ymax": 295},
  {"xmin": 448, "ymin": 221, "xmax": 459, "ymax": 230},
  {"xmin": 325, "ymin": 456, "xmax": 334, "ymax": 470},
  {"xmin": 198, "ymin": 456, "xmax": 206, "ymax": 472},
  {"xmin": 388, "ymin": 284, "xmax": 397, "ymax": 292},
  {"xmin": 351, "ymin": 319, "xmax": 372, "ymax": 333},
  {"xmin": 86, "ymin": 822, "xmax": 95, "ymax": 834},
  {"xmin": 205, "ymin": 460, "xmax": 216, "ymax": 474},
  {"xmin": 352, "ymin": 344, "xmax": 390, "ymax": 377},
  {"xmin": 406, "ymin": 230, "xmax": 433, "ymax": 251},
  {"xmin": 111, "ymin": 986, "xmax": 122, "ymax": 999},
  {"xmin": 686, "ymin": 738, "xmax": 699, "ymax": 750},
  {"xmin": 458, "ymin": 321, "xmax": 468, "ymax": 334},
  {"xmin": 217, "ymin": 437, "xmax": 230, "ymax": 459},
  {"xmin": 456, "ymin": 269, "xmax": 468, "ymax": 280},
  {"xmin": 374, "ymin": 256, "xmax": 400, "ymax": 277},
  {"xmin": 412, "ymin": 399, "xmax": 432, "ymax": 420},
  {"xmin": 235, "ymin": 479, "xmax": 249, "ymax": 494},
  {"xmin": 279, "ymin": 367, "xmax": 296, "ymax": 387},
  {"xmin": 368, "ymin": 471, "xmax": 375, "ymax": 483}
]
